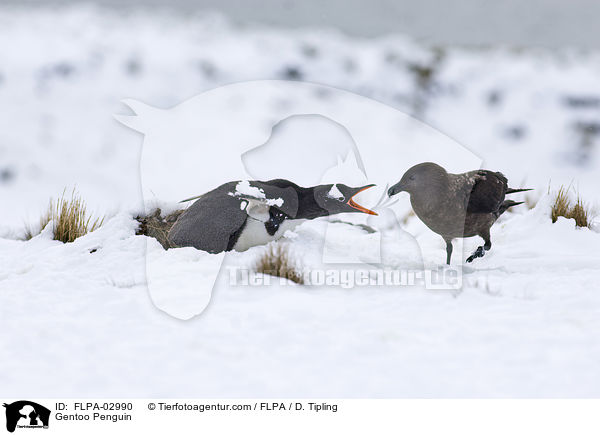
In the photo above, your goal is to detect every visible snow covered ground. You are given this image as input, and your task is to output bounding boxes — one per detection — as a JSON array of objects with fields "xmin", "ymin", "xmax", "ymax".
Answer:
[{"xmin": 1, "ymin": 6, "xmax": 599, "ymax": 397}]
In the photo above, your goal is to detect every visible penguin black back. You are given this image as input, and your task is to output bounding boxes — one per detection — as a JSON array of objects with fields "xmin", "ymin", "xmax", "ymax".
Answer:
[{"xmin": 168, "ymin": 179, "xmax": 377, "ymax": 253}]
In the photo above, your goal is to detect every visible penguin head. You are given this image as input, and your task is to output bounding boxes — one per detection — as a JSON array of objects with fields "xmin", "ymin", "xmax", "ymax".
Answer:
[{"xmin": 314, "ymin": 184, "xmax": 378, "ymax": 216}]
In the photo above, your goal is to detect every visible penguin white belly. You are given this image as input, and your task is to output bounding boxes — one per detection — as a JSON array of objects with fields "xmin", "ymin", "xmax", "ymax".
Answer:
[{"xmin": 233, "ymin": 218, "xmax": 305, "ymax": 252}]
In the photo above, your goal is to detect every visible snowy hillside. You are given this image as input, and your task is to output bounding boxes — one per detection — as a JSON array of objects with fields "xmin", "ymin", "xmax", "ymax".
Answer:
[{"xmin": 0, "ymin": 6, "xmax": 599, "ymax": 397}]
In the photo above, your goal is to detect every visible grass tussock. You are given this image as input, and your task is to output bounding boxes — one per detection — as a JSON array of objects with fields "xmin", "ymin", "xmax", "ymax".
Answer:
[
  {"xmin": 569, "ymin": 197, "xmax": 592, "ymax": 228},
  {"xmin": 25, "ymin": 189, "xmax": 104, "ymax": 242},
  {"xmin": 255, "ymin": 244, "xmax": 304, "ymax": 284},
  {"xmin": 550, "ymin": 185, "xmax": 595, "ymax": 228},
  {"xmin": 135, "ymin": 208, "xmax": 184, "ymax": 249}
]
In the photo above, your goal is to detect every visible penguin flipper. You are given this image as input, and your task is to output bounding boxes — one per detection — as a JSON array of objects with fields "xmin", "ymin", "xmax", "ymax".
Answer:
[{"xmin": 168, "ymin": 186, "xmax": 248, "ymax": 253}]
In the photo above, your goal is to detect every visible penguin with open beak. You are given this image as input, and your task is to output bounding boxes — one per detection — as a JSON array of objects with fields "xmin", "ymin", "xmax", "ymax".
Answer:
[{"xmin": 168, "ymin": 179, "xmax": 377, "ymax": 253}]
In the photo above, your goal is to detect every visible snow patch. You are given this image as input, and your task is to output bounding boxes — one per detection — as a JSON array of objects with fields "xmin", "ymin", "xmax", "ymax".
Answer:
[
  {"xmin": 229, "ymin": 181, "xmax": 284, "ymax": 207},
  {"xmin": 234, "ymin": 180, "xmax": 265, "ymax": 198}
]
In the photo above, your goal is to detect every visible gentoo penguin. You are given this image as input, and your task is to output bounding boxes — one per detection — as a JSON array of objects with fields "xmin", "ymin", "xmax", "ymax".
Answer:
[
  {"xmin": 387, "ymin": 163, "xmax": 531, "ymax": 264},
  {"xmin": 168, "ymin": 179, "xmax": 377, "ymax": 253}
]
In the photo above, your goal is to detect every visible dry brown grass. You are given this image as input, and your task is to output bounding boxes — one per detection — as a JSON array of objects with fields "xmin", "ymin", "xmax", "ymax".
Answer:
[
  {"xmin": 569, "ymin": 197, "xmax": 592, "ymax": 228},
  {"xmin": 550, "ymin": 185, "xmax": 595, "ymax": 228},
  {"xmin": 25, "ymin": 189, "xmax": 104, "ymax": 242},
  {"xmin": 255, "ymin": 244, "xmax": 304, "ymax": 284},
  {"xmin": 135, "ymin": 208, "xmax": 184, "ymax": 249},
  {"xmin": 551, "ymin": 186, "xmax": 571, "ymax": 223}
]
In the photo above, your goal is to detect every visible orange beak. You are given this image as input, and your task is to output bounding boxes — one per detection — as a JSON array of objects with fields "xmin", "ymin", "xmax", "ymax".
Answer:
[{"xmin": 347, "ymin": 184, "xmax": 378, "ymax": 215}]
